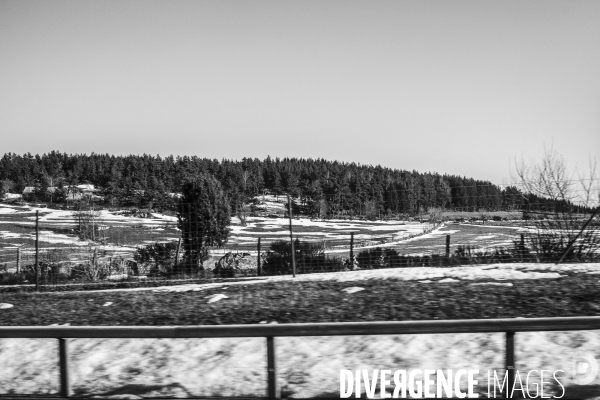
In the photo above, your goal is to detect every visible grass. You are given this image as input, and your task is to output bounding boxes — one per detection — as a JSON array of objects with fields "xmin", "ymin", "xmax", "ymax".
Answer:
[
  {"xmin": 2, "ymin": 274, "xmax": 600, "ymax": 326},
  {"xmin": 0, "ymin": 275, "xmax": 263, "ymax": 293},
  {"xmin": 440, "ymin": 210, "xmax": 522, "ymax": 220}
]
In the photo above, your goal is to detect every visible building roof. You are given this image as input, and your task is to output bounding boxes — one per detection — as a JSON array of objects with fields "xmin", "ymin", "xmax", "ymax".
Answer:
[{"xmin": 75, "ymin": 184, "xmax": 95, "ymax": 191}]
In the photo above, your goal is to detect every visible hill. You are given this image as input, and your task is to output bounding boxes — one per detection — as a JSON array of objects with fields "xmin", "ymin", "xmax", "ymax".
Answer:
[{"xmin": 1, "ymin": 151, "xmax": 570, "ymax": 219}]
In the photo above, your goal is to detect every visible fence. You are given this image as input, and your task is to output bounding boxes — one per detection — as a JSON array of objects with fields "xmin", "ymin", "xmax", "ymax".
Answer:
[
  {"xmin": 2, "ymin": 315, "xmax": 600, "ymax": 399},
  {"xmin": 0, "ymin": 207, "xmax": 599, "ymax": 289}
]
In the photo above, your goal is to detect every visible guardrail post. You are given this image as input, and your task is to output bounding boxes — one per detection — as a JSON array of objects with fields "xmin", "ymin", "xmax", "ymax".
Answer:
[
  {"xmin": 266, "ymin": 336, "xmax": 279, "ymax": 399},
  {"xmin": 59, "ymin": 338, "xmax": 71, "ymax": 397},
  {"xmin": 505, "ymin": 332, "xmax": 515, "ymax": 399}
]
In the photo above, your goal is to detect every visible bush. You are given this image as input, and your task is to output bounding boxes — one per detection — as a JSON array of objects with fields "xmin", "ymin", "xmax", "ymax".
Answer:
[
  {"xmin": 356, "ymin": 247, "xmax": 402, "ymax": 269},
  {"xmin": 0, "ymin": 271, "xmax": 30, "ymax": 285},
  {"xmin": 355, "ymin": 242, "xmax": 540, "ymax": 269},
  {"xmin": 70, "ymin": 262, "xmax": 111, "ymax": 281},
  {"xmin": 134, "ymin": 241, "xmax": 179, "ymax": 276},
  {"xmin": 262, "ymin": 239, "xmax": 343, "ymax": 275},
  {"xmin": 213, "ymin": 252, "xmax": 256, "ymax": 278}
]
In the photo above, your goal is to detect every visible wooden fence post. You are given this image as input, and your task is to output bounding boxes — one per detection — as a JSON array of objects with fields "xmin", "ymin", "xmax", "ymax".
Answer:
[
  {"xmin": 257, "ymin": 238, "xmax": 261, "ymax": 276},
  {"xmin": 92, "ymin": 247, "xmax": 97, "ymax": 267},
  {"xmin": 174, "ymin": 237, "xmax": 182, "ymax": 266},
  {"xmin": 445, "ymin": 234, "xmax": 450, "ymax": 258},
  {"xmin": 520, "ymin": 234, "xmax": 525, "ymax": 262},
  {"xmin": 16, "ymin": 247, "xmax": 20, "ymax": 274}
]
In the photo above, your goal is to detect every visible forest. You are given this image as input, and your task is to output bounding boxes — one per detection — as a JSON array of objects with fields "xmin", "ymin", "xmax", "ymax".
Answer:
[{"xmin": 0, "ymin": 151, "xmax": 585, "ymax": 217}]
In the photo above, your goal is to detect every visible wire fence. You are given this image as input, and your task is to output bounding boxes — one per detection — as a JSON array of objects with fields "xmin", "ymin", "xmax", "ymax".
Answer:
[{"xmin": 0, "ymin": 204, "xmax": 598, "ymax": 289}]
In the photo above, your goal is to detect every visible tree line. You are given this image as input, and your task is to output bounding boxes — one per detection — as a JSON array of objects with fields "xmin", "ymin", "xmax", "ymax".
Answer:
[{"xmin": 0, "ymin": 151, "xmax": 588, "ymax": 217}]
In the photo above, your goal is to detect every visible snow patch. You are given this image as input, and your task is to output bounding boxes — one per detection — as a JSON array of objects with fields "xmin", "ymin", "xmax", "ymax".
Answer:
[
  {"xmin": 341, "ymin": 287, "xmax": 365, "ymax": 294},
  {"xmin": 206, "ymin": 294, "xmax": 229, "ymax": 303}
]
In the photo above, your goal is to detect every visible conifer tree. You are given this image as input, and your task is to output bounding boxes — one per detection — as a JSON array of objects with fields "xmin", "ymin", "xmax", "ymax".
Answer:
[{"xmin": 177, "ymin": 174, "xmax": 231, "ymax": 271}]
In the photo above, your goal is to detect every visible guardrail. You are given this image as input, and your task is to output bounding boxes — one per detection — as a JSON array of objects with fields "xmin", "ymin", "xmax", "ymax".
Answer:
[{"xmin": 3, "ymin": 316, "xmax": 600, "ymax": 399}]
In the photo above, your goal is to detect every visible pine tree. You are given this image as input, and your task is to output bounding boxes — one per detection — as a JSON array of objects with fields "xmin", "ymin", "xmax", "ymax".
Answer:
[{"xmin": 177, "ymin": 174, "xmax": 231, "ymax": 272}]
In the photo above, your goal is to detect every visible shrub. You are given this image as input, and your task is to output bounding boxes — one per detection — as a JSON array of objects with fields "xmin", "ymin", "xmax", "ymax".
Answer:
[
  {"xmin": 70, "ymin": 262, "xmax": 111, "ymax": 281},
  {"xmin": 262, "ymin": 239, "xmax": 343, "ymax": 275},
  {"xmin": 213, "ymin": 252, "xmax": 256, "ymax": 278},
  {"xmin": 356, "ymin": 247, "xmax": 402, "ymax": 269},
  {"xmin": 134, "ymin": 241, "xmax": 179, "ymax": 276}
]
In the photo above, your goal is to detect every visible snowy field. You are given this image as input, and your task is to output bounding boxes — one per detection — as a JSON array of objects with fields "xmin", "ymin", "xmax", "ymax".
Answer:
[
  {"xmin": 0, "ymin": 201, "xmax": 444, "ymax": 265},
  {"xmin": 0, "ymin": 201, "xmax": 528, "ymax": 266}
]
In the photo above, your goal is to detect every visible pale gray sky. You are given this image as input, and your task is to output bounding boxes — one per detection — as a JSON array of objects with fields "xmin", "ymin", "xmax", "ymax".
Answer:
[{"xmin": 1, "ymin": 0, "xmax": 598, "ymax": 184}]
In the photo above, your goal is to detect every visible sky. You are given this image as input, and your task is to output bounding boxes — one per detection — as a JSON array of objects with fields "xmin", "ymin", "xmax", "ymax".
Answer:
[{"xmin": 1, "ymin": 0, "xmax": 599, "ymax": 185}]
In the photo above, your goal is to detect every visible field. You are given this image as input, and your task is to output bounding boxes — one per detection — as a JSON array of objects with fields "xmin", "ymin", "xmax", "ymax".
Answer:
[
  {"xmin": 0, "ymin": 197, "xmax": 529, "ymax": 273},
  {"xmin": 2, "ymin": 199, "xmax": 598, "ymax": 398}
]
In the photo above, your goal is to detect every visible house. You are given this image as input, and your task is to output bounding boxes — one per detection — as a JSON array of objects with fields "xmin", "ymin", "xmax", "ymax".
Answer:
[
  {"xmin": 1, "ymin": 193, "xmax": 22, "ymax": 201},
  {"xmin": 65, "ymin": 187, "xmax": 85, "ymax": 201},
  {"xmin": 75, "ymin": 184, "xmax": 95, "ymax": 192},
  {"xmin": 65, "ymin": 185, "xmax": 99, "ymax": 201}
]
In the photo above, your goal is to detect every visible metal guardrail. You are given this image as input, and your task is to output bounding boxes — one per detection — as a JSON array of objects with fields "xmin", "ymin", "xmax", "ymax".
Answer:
[{"xmin": 3, "ymin": 316, "xmax": 600, "ymax": 399}]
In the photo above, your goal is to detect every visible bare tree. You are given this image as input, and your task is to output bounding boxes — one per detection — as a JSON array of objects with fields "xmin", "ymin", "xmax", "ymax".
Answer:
[
  {"xmin": 241, "ymin": 170, "xmax": 251, "ymax": 192},
  {"xmin": 0, "ymin": 179, "xmax": 14, "ymax": 196},
  {"xmin": 427, "ymin": 207, "xmax": 444, "ymax": 225},
  {"xmin": 73, "ymin": 202, "xmax": 101, "ymax": 241},
  {"xmin": 236, "ymin": 201, "xmax": 251, "ymax": 226},
  {"xmin": 513, "ymin": 147, "xmax": 600, "ymax": 262},
  {"xmin": 42, "ymin": 173, "xmax": 64, "ymax": 187}
]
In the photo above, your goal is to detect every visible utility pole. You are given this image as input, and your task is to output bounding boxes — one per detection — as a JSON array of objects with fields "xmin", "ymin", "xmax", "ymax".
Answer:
[
  {"xmin": 35, "ymin": 210, "xmax": 39, "ymax": 291},
  {"xmin": 287, "ymin": 194, "xmax": 296, "ymax": 277},
  {"xmin": 350, "ymin": 232, "xmax": 354, "ymax": 263},
  {"xmin": 91, "ymin": 202, "xmax": 96, "ymax": 241}
]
